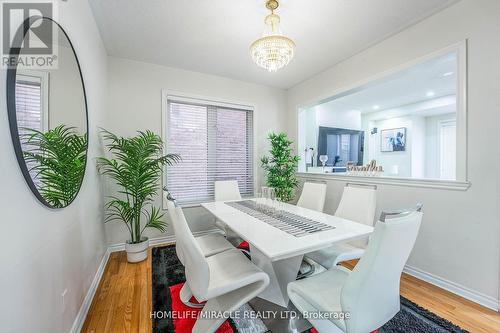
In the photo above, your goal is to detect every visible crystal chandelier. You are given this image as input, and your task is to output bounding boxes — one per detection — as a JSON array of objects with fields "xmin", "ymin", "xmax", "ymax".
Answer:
[{"xmin": 250, "ymin": 0, "xmax": 295, "ymax": 72}]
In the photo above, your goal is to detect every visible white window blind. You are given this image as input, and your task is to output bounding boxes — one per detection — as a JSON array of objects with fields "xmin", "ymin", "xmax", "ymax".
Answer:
[
  {"xmin": 165, "ymin": 98, "xmax": 254, "ymax": 205},
  {"xmin": 16, "ymin": 77, "xmax": 43, "ymax": 135},
  {"xmin": 16, "ymin": 76, "xmax": 44, "ymax": 183}
]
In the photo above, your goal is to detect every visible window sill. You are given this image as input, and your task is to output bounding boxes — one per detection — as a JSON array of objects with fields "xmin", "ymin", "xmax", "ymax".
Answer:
[{"xmin": 296, "ymin": 172, "xmax": 470, "ymax": 191}]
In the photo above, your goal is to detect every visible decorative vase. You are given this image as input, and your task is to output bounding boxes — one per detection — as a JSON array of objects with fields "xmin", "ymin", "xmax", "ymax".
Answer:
[{"xmin": 125, "ymin": 237, "xmax": 149, "ymax": 263}]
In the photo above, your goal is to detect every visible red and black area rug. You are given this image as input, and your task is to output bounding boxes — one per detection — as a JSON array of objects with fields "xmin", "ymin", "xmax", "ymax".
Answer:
[{"xmin": 152, "ymin": 245, "xmax": 469, "ymax": 333}]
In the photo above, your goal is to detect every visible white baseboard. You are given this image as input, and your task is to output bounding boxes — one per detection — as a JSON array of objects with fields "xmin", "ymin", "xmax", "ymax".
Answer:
[
  {"xmin": 404, "ymin": 265, "xmax": 499, "ymax": 311},
  {"xmin": 70, "ymin": 247, "xmax": 111, "ymax": 333},
  {"xmin": 107, "ymin": 229, "xmax": 222, "ymax": 253},
  {"xmin": 107, "ymin": 235, "xmax": 175, "ymax": 252}
]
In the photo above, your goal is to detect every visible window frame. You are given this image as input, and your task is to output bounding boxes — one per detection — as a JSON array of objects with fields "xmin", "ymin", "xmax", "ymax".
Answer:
[
  {"xmin": 161, "ymin": 90, "xmax": 256, "ymax": 208},
  {"xmin": 295, "ymin": 41, "xmax": 469, "ymax": 190}
]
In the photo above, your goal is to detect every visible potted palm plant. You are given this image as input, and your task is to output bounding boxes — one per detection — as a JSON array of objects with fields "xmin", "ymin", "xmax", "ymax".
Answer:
[
  {"xmin": 261, "ymin": 132, "xmax": 300, "ymax": 202},
  {"xmin": 97, "ymin": 129, "xmax": 180, "ymax": 262}
]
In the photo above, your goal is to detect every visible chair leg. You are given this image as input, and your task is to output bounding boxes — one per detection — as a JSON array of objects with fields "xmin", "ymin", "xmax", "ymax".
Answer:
[
  {"xmin": 288, "ymin": 312, "xmax": 314, "ymax": 333},
  {"xmin": 192, "ymin": 280, "xmax": 268, "ymax": 333},
  {"xmin": 180, "ymin": 283, "xmax": 205, "ymax": 309},
  {"xmin": 226, "ymin": 234, "xmax": 244, "ymax": 247},
  {"xmin": 296, "ymin": 258, "xmax": 315, "ymax": 280}
]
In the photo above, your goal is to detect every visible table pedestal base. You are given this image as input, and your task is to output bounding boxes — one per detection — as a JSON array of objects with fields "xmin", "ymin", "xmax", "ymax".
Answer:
[{"xmin": 250, "ymin": 245, "xmax": 303, "ymax": 307}]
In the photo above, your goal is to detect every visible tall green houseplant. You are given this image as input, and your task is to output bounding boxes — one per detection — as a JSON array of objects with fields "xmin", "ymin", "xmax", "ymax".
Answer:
[
  {"xmin": 261, "ymin": 132, "xmax": 300, "ymax": 202},
  {"xmin": 22, "ymin": 125, "xmax": 88, "ymax": 208},
  {"xmin": 97, "ymin": 129, "xmax": 180, "ymax": 244}
]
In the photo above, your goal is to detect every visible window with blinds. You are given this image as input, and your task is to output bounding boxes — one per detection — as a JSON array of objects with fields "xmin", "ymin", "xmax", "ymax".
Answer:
[
  {"xmin": 15, "ymin": 75, "xmax": 46, "ymax": 184},
  {"xmin": 165, "ymin": 98, "xmax": 254, "ymax": 205},
  {"xmin": 16, "ymin": 77, "xmax": 44, "ymax": 134}
]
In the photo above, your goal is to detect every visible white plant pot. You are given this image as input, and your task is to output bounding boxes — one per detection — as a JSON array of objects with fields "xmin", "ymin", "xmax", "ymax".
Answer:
[{"xmin": 125, "ymin": 237, "xmax": 149, "ymax": 263}]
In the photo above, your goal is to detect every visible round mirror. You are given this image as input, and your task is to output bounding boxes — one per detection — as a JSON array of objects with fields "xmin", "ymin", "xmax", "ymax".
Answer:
[{"xmin": 6, "ymin": 17, "xmax": 88, "ymax": 209}]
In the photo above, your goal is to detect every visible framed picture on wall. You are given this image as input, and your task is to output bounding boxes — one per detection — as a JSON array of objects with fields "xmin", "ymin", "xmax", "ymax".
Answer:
[{"xmin": 381, "ymin": 127, "xmax": 406, "ymax": 152}]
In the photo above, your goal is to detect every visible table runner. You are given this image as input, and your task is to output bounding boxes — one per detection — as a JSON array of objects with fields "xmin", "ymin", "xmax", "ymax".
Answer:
[{"xmin": 225, "ymin": 200, "xmax": 335, "ymax": 237}]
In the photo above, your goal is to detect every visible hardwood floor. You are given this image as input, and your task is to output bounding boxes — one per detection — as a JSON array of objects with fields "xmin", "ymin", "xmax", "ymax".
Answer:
[
  {"xmin": 81, "ymin": 250, "xmax": 152, "ymax": 333},
  {"xmin": 82, "ymin": 247, "xmax": 500, "ymax": 333},
  {"xmin": 342, "ymin": 260, "xmax": 500, "ymax": 333}
]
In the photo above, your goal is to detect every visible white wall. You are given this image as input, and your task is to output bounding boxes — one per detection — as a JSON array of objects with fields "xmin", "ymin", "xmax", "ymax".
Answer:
[
  {"xmin": 361, "ymin": 101, "xmax": 456, "ymax": 179},
  {"xmin": 48, "ymin": 46, "xmax": 87, "ymax": 131},
  {"xmin": 366, "ymin": 116, "xmax": 414, "ymax": 177},
  {"xmin": 362, "ymin": 114, "xmax": 426, "ymax": 178},
  {"xmin": 104, "ymin": 57, "xmax": 287, "ymax": 245},
  {"xmin": 19, "ymin": 46, "xmax": 86, "ymax": 131},
  {"xmin": 0, "ymin": 1, "xmax": 108, "ymax": 332},
  {"xmin": 314, "ymin": 105, "xmax": 361, "ymax": 131},
  {"xmin": 288, "ymin": 0, "xmax": 500, "ymax": 306}
]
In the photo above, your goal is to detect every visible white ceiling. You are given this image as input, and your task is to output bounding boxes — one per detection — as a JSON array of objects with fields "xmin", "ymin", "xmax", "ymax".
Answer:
[
  {"xmin": 88, "ymin": 0, "xmax": 459, "ymax": 89},
  {"xmin": 315, "ymin": 50, "xmax": 457, "ymax": 115}
]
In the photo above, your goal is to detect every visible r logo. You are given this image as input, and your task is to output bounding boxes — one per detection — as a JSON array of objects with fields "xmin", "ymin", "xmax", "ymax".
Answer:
[{"xmin": 2, "ymin": 2, "xmax": 53, "ymax": 54}]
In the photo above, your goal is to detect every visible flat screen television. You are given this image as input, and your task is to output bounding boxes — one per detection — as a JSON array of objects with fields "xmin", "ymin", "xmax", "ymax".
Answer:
[{"xmin": 317, "ymin": 126, "xmax": 364, "ymax": 167}]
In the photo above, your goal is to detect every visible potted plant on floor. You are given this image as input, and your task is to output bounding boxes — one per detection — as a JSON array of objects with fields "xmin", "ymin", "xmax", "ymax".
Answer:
[
  {"xmin": 97, "ymin": 129, "xmax": 180, "ymax": 262},
  {"xmin": 261, "ymin": 132, "xmax": 300, "ymax": 202}
]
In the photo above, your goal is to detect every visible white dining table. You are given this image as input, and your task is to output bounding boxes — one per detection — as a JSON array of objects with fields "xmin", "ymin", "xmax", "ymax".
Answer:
[{"xmin": 201, "ymin": 199, "xmax": 374, "ymax": 307}]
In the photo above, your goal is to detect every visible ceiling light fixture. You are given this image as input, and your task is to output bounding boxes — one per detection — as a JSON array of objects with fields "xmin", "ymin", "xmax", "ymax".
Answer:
[
  {"xmin": 372, "ymin": 105, "xmax": 380, "ymax": 110},
  {"xmin": 250, "ymin": 0, "xmax": 295, "ymax": 72},
  {"xmin": 442, "ymin": 72, "xmax": 454, "ymax": 77},
  {"xmin": 426, "ymin": 91, "xmax": 435, "ymax": 97}
]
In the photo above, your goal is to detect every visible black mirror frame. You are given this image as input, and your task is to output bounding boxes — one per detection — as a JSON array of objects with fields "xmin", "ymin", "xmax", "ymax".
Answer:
[{"xmin": 6, "ymin": 16, "xmax": 89, "ymax": 209}]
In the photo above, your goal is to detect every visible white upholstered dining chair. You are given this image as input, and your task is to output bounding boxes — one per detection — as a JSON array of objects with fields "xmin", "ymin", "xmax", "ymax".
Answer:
[
  {"xmin": 214, "ymin": 180, "xmax": 242, "ymax": 202},
  {"xmin": 165, "ymin": 194, "xmax": 235, "ymax": 307},
  {"xmin": 165, "ymin": 194, "xmax": 234, "ymax": 258},
  {"xmin": 296, "ymin": 182, "xmax": 327, "ymax": 212},
  {"xmin": 306, "ymin": 183, "xmax": 377, "ymax": 268},
  {"xmin": 295, "ymin": 182, "xmax": 328, "ymax": 278},
  {"xmin": 288, "ymin": 205, "xmax": 423, "ymax": 333},
  {"xmin": 214, "ymin": 180, "xmax": 244, "ymax": 246},
  {"xmin": 174, "ymin": 205, "xmax": 270, "ymax": 333}
]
